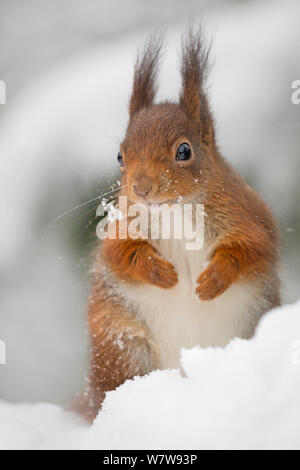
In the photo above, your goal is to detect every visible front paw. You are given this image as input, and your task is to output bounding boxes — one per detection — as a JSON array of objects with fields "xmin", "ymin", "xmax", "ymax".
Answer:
[
  {"xmin": 196, "ymin": 263, "xmax": 230, "ymax": 301},
  {"xmin": 146, "ymin": 255, "xmax": 178, "ymax": 289}
]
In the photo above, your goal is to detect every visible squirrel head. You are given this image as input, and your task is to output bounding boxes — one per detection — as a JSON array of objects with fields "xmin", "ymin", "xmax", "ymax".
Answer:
[{"xmin": 118, "ymin": 29, "xmax": 216, "ymax": 205}]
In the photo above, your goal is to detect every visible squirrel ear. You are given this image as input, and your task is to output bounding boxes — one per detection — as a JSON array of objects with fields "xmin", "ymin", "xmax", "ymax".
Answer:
[
  {"xmin": 129, "ymin": 35, "xmax": 163, "ymax": 119},
  {"xmin": 180, "ymin": 28, "xmax": 215, "ymax": 146}
]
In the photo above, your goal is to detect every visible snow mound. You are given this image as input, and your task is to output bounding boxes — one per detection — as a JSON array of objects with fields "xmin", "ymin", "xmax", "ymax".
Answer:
[
  {"xmin": 0, "ymin": 402, "xmax": 87, "ymax": 450},
  {"xmin": 84, "ymin": 300, "xmax": 300, "ymax": 450},
  {"xmin": 1, "ymin": 300, "xmax": 300, "ymax": 450}
]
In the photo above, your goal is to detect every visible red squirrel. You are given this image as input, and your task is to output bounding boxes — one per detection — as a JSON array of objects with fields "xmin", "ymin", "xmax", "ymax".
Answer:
[{"xmin": 79, "ymin": 30, "xmax": 280, "ymax": 421}]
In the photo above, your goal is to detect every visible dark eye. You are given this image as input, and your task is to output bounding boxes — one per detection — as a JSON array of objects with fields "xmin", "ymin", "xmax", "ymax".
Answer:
[
  {"xmin": 117, "ymin": 151, "xmax": 124, "ymax": 167},
  {"xmin": 175, "ymin": 143, "xmax": 191, "ymax": 161}
]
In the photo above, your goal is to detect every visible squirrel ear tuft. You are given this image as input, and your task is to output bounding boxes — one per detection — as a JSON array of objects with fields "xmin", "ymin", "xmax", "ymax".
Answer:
[
  {"xmin": 180, "ymin": 27, "xmax": 214, "ymax": 146},
  {"xmin": 129, "ymin": 34, "xmax": 163, "ymax": 119}
]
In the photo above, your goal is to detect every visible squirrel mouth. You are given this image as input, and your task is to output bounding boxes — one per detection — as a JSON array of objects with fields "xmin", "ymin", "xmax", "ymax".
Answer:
[
  {"xmin": 145, "ymin": 199, "xmax": 179, "ymax": 208},
  {"xmin": 128, "ymin": 194, "xmax": 182, "ymax": 206}
]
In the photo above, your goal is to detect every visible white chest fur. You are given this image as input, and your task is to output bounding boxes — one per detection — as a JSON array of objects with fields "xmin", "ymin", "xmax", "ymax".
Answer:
[{"xmin": 120, "ymin": 235, "xmax": 265, "ymax": 370}]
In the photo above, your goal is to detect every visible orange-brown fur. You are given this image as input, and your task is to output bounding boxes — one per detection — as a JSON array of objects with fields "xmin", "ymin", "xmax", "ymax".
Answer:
[{"xmin": 76, "ymin": 30, "xmax": 280, "ymax": 422}]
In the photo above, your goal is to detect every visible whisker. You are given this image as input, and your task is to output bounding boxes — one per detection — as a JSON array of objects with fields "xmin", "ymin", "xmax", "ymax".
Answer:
[
  {"xmin": 43, "ymin": 185, "xmax": 126, "ymax": 236},
  {"xmin": 71, "ymin": 203, "xmax": 101, "ymax": 241},
  {"xmin": 93, "ymin": 127, "xmax": 120, "ymax": 144}
]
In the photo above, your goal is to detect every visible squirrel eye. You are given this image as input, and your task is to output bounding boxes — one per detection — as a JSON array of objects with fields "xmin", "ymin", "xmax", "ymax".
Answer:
[
  {"xmin": 175, "ymin": 143, "xmax": 191, "ymax": 161},
  {"xmin": 117, "ymin": 151, "xmax": 124, "ymax": 167}
]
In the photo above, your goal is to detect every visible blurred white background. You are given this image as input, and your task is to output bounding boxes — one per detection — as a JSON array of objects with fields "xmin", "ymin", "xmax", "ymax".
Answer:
[{"xmin": 0, "ymin": 0, "xmax": 299, "ymax": 406}]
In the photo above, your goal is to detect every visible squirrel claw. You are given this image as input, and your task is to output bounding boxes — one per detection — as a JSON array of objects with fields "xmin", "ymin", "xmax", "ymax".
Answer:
[
  {"xmin": 148, "ymin": 257, "xmax": 178, "ymax": 289},
  {"xmin": 196, "ymin": 264, "xmax": 229, "ymax": 301}
]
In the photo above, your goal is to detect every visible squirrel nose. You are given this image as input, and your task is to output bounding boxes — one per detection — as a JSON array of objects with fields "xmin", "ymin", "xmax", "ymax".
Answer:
[
  {"xmin": 133, "ymin": 175, "xmax": 154, "ymax": 198},
  {"xmin": 133, "ymin": 184, "xmax": 152, "ymax": 197}
]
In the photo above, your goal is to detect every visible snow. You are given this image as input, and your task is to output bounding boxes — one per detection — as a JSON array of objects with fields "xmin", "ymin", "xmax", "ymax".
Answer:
[
  {"xmin": 0, "ymin": 402, "xmax": 87, "ymax": 450},
  {"xmin": 1, "ymin": 300, "xmax": 300, "ymax": 450}
]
